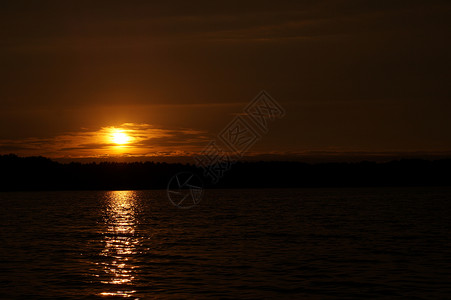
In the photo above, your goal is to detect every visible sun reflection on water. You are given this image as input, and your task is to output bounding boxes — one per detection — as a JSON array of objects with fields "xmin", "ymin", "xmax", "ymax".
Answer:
[{"xmin": 99, "ymin": 190, "xmax": 141, "ymax": 298}]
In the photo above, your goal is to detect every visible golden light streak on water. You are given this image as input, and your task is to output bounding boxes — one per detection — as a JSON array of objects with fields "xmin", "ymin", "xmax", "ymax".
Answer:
[{"xmin": 99, "ymin": 191, "xmax": 140, "ymax": 298}]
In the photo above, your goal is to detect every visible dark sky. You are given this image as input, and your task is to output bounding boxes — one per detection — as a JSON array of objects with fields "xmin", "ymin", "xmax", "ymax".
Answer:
[{"xmin": 0, "ymin": 0, "xmax": 450, "ymax": 160}]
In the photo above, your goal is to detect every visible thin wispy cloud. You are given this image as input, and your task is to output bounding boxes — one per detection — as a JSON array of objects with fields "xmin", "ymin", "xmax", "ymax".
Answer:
[{"xmin": 0, "ymin": 123, "xmax": 210, "ymax": 158}]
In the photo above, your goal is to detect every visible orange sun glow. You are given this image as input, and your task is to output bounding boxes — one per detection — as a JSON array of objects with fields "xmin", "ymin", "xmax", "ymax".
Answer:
[{"xmin": 111, "ymin": 130, "xmax": 131, "ymax": 145}]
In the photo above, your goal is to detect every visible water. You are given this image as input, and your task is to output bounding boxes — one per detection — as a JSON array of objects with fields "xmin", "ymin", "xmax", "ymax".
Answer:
[{"xmin": 0, "ymin": 188, "xmax": 450, "ymax": 299}]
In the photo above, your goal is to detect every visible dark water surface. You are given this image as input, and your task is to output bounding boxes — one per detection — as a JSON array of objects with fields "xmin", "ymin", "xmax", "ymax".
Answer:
[{"xmin": 0, "ymin": 188, "xmax": 450, "ymax": 299}]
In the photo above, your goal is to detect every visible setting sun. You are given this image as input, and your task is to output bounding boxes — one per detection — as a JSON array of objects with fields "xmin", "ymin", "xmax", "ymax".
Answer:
[{"xmin": 111, "ymin": 130, "xmax": 130, "ymax": 145}]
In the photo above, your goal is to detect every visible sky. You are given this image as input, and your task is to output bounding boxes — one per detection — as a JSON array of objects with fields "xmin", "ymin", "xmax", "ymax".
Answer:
[{"xmin": 0, "ymin": 0, "xmax": 450, "ymax": 161}]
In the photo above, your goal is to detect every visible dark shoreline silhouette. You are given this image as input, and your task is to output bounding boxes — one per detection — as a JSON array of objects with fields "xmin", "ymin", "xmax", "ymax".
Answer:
[{"xmin": 0, "ymin": 154, "xmax": 450, "ymax": 191}]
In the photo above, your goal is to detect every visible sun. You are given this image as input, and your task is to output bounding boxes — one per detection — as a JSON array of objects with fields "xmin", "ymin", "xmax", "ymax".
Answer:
[{"xmin": 111, "ymin": 130, "xmax": 131, "ymax": 145}]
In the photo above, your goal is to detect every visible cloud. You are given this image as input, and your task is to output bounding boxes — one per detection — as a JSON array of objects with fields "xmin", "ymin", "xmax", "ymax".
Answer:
[{"xmin": 0, "ymin": 123, "xmax": 211, "ymax": 158}]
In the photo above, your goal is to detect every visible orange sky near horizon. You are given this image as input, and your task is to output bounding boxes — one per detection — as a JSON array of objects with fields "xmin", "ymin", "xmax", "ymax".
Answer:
[{"xmin": 0, "ymin": 123, "xmax": 211, "ymax": 158}]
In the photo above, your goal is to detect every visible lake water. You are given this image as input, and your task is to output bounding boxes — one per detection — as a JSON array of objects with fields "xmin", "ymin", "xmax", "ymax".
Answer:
[{"xmin": 0, "ymin": 188, "xmax": 450, "ymax": 299}]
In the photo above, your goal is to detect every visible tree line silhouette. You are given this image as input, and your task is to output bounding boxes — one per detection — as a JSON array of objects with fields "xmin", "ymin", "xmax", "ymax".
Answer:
[{"xmin": 0, "ymin": 154, "xmax": 450, "ymax": 191}]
